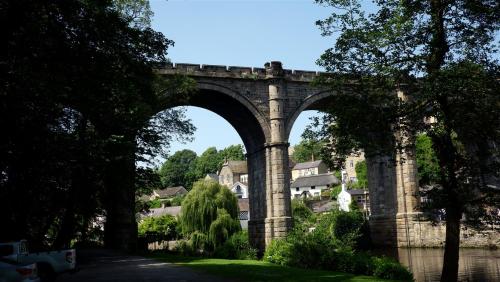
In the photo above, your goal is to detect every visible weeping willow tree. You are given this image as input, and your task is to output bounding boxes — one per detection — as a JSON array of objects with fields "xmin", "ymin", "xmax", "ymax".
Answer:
[{"xmin": 180, "ymin": 180, "xmax": 240, "ymax": 250}]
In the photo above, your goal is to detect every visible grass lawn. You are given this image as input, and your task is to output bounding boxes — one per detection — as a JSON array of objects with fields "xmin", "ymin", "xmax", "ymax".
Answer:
[{"xmin": 148, "ymin": 253, "xmax": 402, "ymax": 282}]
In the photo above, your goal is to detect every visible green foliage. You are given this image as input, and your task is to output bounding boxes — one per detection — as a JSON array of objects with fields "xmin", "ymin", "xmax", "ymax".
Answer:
[
  {"xmin": 159, "ymin": 149, "xmax": 198, "ymax": 189},
  {"xmin": 214, "ymin": 231, "xmax": 258, "ymax": 260},
  {"xmin": 180, "ymin": 180, "xmax": 240, "ymax": 251},
  {"xmin": 264, "ymin": 211, "xmax": 409, "ymax": 279},
  {"xmin": 291, "ymin": 199, "xmax": 315, "ymax": 228},
  {"xmin": 113, "ymin": 0, "xmax": 153, "ymax": 29},
  {"xmin": 1, "ymin": 0, "xmax": 194, "ymax": 247},
  {"xmin": 159, "ymin": 145, "xmax": 246, "ymax": 193},
  {"xmin": 263, "ymin": 239, "xmax": 294, "ymax": 266},
  {"xmin": 372, "ymin": 256, "xmax": 414, "ymax": 281},
  {"xmin": 138, "ymin": 215, "xmax": 178, "ymax": 240},
  {"xmin": 148, "ymin": 199, "xmax": 164, "ymax": 209},
  {"xmin": 193, "ymin": 147, "xmax": 221, "ymax": 178},
  {"xmin": 208, "ymin": 209, "xmax": 241, "ymax": 249},
  {"xmin": 330, "ymin": 185, "xmax": 342, "ymax": 200},
  {"xmin": 416, "ymin": 134, "xmax": 441, "ymax": 186},
  {"xmin": 349, "ymin": 161, "xmax": 368, "ymax": 189},
  {"xmin": 169, "ymin": 195, "xmax": 184, "ymax": 206},
  {"xmin": 219, "ymin": 145, "xmax": 246, "ymax": 164},
  {"xmin": 314, "ymin": 0, "xmax": 499, "ymax": 279},
  {"xmin": 291, "ymin": 139, "xmax": 324, "ymax": 163}
]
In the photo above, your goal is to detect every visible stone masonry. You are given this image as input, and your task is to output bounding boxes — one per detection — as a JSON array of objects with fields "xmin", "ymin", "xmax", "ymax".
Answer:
[{"xmin": 158, "ymin": 61, "xmax": 430, "ymax": 251}]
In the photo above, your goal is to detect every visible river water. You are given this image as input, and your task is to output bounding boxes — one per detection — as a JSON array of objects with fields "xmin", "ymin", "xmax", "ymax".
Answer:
[{"xmin": 388, "ymin": 248, "xmax": 500, "ymax": 282}]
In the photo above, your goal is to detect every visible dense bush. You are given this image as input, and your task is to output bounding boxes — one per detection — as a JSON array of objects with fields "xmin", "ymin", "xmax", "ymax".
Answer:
[
  {"xmin": 138, "ymin": 215, "xmax": 178, "ymax": 240},
  {"xmin": 291, "ymin": 199, "xmax": 315, "ymax": 229},
  {"xmin": 214, "ymin": 231, "xmax": 257, "ymax": 260},
  {"xmin": 372, "ymin": 256, "xmax": 414, "ymax": 280},
  {"xmin": 263, "ymin": 238, "xmax": 294, "ymax": 266},
  {"xmin": 264, "ymin": 210, "xmax": 412, "ymax": 280}
]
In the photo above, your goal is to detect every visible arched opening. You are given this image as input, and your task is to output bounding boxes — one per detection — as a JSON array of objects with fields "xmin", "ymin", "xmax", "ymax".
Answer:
[{"xmin": 140, "ymin": 85, "xmax": 269, "ymax": 250}]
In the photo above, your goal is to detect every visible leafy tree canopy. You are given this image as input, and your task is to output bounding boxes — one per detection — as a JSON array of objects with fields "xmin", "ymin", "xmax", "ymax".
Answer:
[
  {"xmin": 415, "ymin": 134, "xmax": 441, "ymax": 186},
  {"xmin": 313, "ymin": 0, "xmax": 499, "ymax": 280},
  {"xmin": 1, "ymin": 0, "xmax": 193, "ymax": 248},
  {"xmin": 291, "ymin": 139, "xmax": 324, "ymax": 163},
  {"xmin": 180, "ymin": 180, "xmax": 240, "ymax": 249},
  {"xmin": 158, "ymin": 149, "xmax": 198, "ymax": 189},
  {"xmin": 349, "ymin": 160, "xmax": 368, "ymax": 189}
]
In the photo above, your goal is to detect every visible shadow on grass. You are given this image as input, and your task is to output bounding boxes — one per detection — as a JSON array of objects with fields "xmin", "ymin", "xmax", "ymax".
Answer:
[{"xmin": 147, "ymin": 252, "xmax": 394, "ymax": 282}]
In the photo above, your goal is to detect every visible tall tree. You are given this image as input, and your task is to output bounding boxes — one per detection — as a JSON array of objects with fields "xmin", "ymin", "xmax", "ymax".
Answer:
[
  {"xmin": 159, "ymin": 149, "xmax": 198, "ymax": 189},
  {"xmin": 180, "ymin": 179, "xmax": 240, "ymax": 250},
  {"xmin": 314, "ymin": 0, "xmax": 499, "ymax": 280},
  {"xmin": 219, "ymin": 145, "xmax": 246, "ymax": 164},
  {"xmin": 292, "ymin": 139, "xmax": 324, "ymax": 163},
  {"xmin": 1, "ymin": 0, "xmax": 194, "ymax": 250},
  {"xmin": 193, "ymin": 147, "xmax": 221, "ymax": 177}
]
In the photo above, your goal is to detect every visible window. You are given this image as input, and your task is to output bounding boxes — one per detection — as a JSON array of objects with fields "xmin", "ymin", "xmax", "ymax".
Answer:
[
  {"xmin": 236, "ymin": 185, "xmax": 242, "ymax": 193},
  {"xmin": 296, "ymin": 187, "xmax": 299, "ymax": 191},
  {"xmin": 311, "ymin": 186, "xmax": 315, "ymax": 189},
  {"xmin": 239, "ymin": 211, "xmax": 249, "ymax": 220},
  {"xmin": 350, "ymin": 160, "xmax": 354, "ymax": 168},
  {"xmin": 241, "ymin": 174, "xmax": 248, "ymax": 183}
]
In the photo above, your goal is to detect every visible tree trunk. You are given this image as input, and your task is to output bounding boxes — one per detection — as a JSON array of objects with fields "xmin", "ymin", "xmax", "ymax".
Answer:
[
  {"xmin": 103, "ymin": 138, "xmax": 138, "ymax": 252},
  {"xmin": 52, "ymin": 207, "xmax": 76, "ymax": 249},
  {"xmin": 440, "ymin": 201, "xmax": 461, "ymax": 282}
]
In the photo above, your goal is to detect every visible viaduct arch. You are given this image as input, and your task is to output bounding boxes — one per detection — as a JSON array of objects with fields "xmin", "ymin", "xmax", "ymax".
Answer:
[{"xmin": 158, "ymin": 61, "xmax": 421, "ymax": 250}]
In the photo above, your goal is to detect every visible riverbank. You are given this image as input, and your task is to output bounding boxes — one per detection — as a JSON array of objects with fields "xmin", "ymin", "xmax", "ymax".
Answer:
[{"xmin": 148, "ymin": 253, "xmax": 405, "ymax": 282}]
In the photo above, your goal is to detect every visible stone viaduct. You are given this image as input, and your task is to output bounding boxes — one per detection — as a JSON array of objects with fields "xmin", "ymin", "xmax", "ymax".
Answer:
[{"xmin": 158, "ymin": 61, "xmax": 421, "ymax": 251}]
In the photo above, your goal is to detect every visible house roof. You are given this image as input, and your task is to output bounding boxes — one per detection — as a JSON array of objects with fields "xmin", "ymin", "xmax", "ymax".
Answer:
[
  {"xmin": 347, "ymin": 189, "xmax": 369, "ymax": 195},
  {"xmin": 231, "ymin": 181, "xmax": 248, "ymax": 189},
  {"xmin": 221, "ymin": 160, "xmax": 248, "ymax": 174},
  {"xmin": 144, "ymin": 206, "xmax": 181, "ymax": 218},
  {"xmin": 205, "ymin": 173, "xmax": 219, "ymax": 181},
  {"xmin": 238, "ymin": 198, "xmax": 249, "ymax": 212},
  {"xmin": 293, "ymin": 160, "xmax": 323, "ymax": 170},
  {"xmin": 153, "ymin": 186, "xmax": 187, "ymax": 198},
  {"xmin": 312, "ymin": 201, "xmax": 336, "ymax": 213},
  {"xmin": 291, "ymin": 173, "xmax": 339, "ymax": 188}
]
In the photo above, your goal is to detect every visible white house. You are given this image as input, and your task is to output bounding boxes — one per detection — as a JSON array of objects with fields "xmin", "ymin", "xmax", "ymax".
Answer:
[
  {"xmin": 231, "ymin": 182, "xmax": 248, "ymax": 199},
  {"xmin": 338, "ymin": 170, "xmax": 369, "ymax": 213},
  {"xmin": 291, "ymin": 160, "xmax": 329, "ymax": 181},
  {"xmin": 338, "ymin": 189, "xmax": 370, "ymax": 212},
  {"xmin": 290, "ymin": 173, "xmax": 339, "ymax": 199}
]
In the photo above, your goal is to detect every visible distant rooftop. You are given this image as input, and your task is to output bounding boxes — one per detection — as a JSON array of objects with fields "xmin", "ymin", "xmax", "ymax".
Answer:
[
  {"xmin": 347, "ymin": 189, "xmax": 369, "ymax": 195},
  {"xmin": 153, "ymin": 186, "xmax": 187, "ymax": 198},
  {"xmin": 293, "ymin": 160, "xmax": 323, "ymax": 170},
  {"xmin": 291, "ymin": 173, "xmax": 339, "ymax": 188},
  {"xmin": 220, "ymin": 160, "xmax": 248, "ymax": 174},
  {"xmin": 142, "ymin": 206, "xmax": 181, "ymax": 218}
]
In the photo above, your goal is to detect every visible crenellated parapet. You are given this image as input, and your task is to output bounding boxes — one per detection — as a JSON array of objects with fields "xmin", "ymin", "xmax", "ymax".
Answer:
[{"xmin": 156, "ymin": 62, "xmax": 322, "ymax": 82}]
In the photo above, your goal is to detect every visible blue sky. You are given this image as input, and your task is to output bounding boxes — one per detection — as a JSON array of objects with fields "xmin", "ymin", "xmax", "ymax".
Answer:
[{"xmin": 150, "ymin": 0, "xmax": 332, "ymax": 156}]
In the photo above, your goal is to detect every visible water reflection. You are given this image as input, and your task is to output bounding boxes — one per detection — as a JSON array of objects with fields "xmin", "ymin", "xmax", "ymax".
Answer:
[{"xmin": 393, "ymin": 248, "xmax": 500, "ymax": 282}]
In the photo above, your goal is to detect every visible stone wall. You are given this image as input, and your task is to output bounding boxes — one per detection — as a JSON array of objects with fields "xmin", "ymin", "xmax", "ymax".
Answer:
[{"xmin": 396, "ymin": 216, "xmax": 500, "ymax": 248}]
